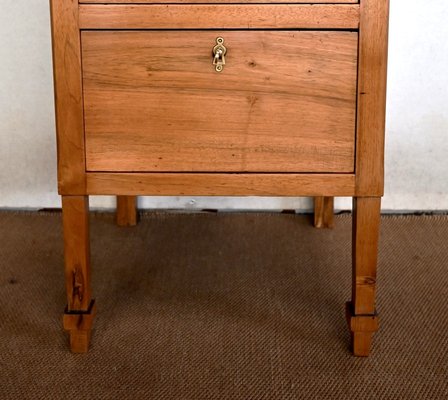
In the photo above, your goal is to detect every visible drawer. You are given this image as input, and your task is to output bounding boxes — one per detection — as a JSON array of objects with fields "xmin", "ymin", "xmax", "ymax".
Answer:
[{"xmin": 82, "ymin": 31, "xmax": 358, "ymax": 173}]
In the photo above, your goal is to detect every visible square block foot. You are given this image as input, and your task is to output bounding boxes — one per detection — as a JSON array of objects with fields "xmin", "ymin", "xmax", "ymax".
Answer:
[
  {"xmin": 63, "ymin": 300, "xmax": 96, "ymax": 353},
  {"xmin": 345, "ymin": 301, "xmax": 378, "ymax": 357}
]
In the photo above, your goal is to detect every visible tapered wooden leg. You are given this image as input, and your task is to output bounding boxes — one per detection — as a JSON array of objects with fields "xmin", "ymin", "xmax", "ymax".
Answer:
[
  {"xmin": 116, "ymin": 196, "xmax": 138, "ymax": 226},
  {"xmin": 313, "ymin": 196, "xmax": 334, "ymax": 228},
  {"xmin": 347, "ymin": 197, "xmax": 381, "ymax": 356},
  {"xmin": 62, "ymin": 196, "xmax": 95, "ymax": 353}
]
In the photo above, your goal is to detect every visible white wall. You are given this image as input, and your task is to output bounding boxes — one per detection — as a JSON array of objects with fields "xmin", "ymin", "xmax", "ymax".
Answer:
[{"xmin": 1, "ymin": 0, "xmax": 447, "ymax": 211}]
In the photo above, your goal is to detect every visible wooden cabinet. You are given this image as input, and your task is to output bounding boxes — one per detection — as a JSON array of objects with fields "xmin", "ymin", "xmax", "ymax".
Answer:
[{"xmin": 50, "ymin": 0, "xmax": 389, "ymax": 356}]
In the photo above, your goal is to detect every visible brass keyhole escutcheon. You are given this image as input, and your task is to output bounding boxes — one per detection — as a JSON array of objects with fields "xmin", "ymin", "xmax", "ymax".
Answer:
[{"xmin": 212, "ymin": 37, "xmax": 227, "ymax": 72}]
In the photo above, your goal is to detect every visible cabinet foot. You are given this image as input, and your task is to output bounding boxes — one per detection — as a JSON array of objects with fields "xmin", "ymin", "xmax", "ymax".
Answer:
[
  {"xmin": 348, "ymin": 197, "xmax": 381, "ymax": 356},
  {"xmin": 62, "ymin": 196, "xmax": 94, "ymax": 352},
  {"xmin": 346, "ymin": 301, "xmax": 378, "ymax": 357},
  {"xmin": 63, "ymin": 300, "xmax": 96, "ymax": 353},
  {"xmin": 313, "ymin": 196, "xmax": 334, "ymax": 228},
  {"xmin": 116, "ymin": 196, "xmax": 138, "ymax": 226}
]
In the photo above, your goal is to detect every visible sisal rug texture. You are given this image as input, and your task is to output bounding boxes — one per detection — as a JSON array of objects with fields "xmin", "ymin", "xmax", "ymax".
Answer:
[{"xmin": 0, "ymin": 211, "xmax": 447, "ymax": 399}]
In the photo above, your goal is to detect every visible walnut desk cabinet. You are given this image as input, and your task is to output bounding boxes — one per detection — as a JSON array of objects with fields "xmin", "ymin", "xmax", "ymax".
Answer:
[{"xmin": 50, "ymin": 0, "xmax": 389, "ymax": 356}]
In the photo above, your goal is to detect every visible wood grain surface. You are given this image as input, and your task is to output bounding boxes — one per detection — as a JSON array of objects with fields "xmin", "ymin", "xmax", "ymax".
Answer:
[
  {"xmin": 349, "ymin": 196, "xmax": 382, "ymax": 356},
  {"xmin": 355, "ymin": 0, "xmax": 389, "ymax": 195},
  {"xmin": 50, "ymin": 0, "xmax": 86, "ymax": 193},
  {"xmin": 352, "ymin": 197, "xmax": 381, "ymax": 315},
  {"xmin": 61, "ymin": 196, "xmax": 91, "ymax": 311},
  {"xmin": 84, "ymin": 173, "xmax": 356, "ymax": 197},
  {"xmin": 82, "ymin": 31, "xmax": 358, "ymax": 173},
  {"xmin": 78, "ymin": 4, "xmax": 360, "ymax": 29},
  {"xmin": 116, "ymin": 196, "xmax": 138, "ymax": 226},
  {"xmin": 314, "ymin": 196, "xmax": 335, "ymax": 228}
]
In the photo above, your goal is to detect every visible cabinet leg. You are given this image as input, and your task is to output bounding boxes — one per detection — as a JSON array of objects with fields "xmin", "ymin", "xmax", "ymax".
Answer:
[
  {"xmin": 116, "ymin": 196, "xmax": 138, "ymax": 226},
  {"xmin": 62, "ymin": 196, "xmax": 95, "ymax": 353},
  {"xmin": 313, "ymin": 196, "xmax": 334, "ymax": 228},
  {"xmin": 347, "ymin": 197, "xmax": 381, "ymax": 356}
]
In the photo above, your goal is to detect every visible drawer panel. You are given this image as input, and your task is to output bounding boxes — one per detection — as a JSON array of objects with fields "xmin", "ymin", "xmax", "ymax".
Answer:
[
  {"xmin": 82, "ymin": 31, "xmax": 358, "ymax": 173},
  {"xmin": 78, "ymin": 5, "xmax": 360, "ymax": 30}
]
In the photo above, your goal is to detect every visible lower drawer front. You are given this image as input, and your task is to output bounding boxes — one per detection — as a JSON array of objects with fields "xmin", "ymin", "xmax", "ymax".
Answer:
[{"xmin": 82, "ymin": 31, "xmax": 358, "ymax": 173}]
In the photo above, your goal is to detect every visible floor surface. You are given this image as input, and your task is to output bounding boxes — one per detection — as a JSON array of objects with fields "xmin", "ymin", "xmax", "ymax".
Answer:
[{"xmin": 0, "ymin": 211, "xmax": 447, "ymax": 399}]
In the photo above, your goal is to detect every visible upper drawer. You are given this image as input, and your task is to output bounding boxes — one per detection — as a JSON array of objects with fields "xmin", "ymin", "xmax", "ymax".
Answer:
[
  {"xmin": 82, "ymin": 30, "xmax": 358, "ymax": 173},
  {"xmin": 78, "ymin": 5, "xmax": 360, "ymax": 30}
]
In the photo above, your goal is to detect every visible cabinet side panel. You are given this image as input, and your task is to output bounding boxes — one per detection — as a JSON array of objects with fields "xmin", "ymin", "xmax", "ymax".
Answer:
[
  {"xmin": 355, "ymin": 0, "xmax": 389, "ymax": 196},
  {"xmin": 50, "ymin": 0, "xmax": 86, "ymax": 194}
]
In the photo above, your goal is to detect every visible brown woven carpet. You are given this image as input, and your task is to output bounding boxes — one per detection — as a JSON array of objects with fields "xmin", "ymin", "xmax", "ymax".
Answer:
[{"xmin": 0, "ymin": 211, "xmax": 447, "ymax": 399}]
